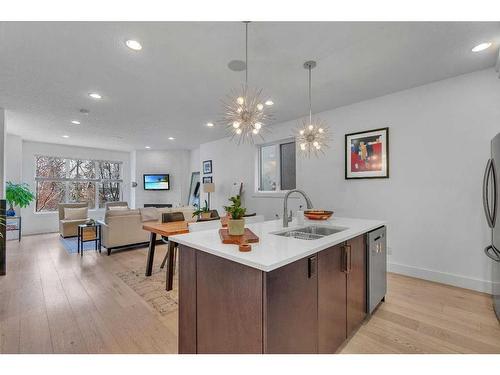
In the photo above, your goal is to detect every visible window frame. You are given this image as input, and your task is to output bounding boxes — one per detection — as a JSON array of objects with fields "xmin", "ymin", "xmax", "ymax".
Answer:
[
  {"xmin": 256, "ymin": 138, "xmax": 296, "ymax": 195},
  {"xmin": 34, "ymin": 155, "xmax": 123, "ymax": 213}
]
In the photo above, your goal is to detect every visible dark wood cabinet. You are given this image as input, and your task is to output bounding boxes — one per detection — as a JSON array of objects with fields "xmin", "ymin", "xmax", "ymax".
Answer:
[
  {"xmin": 264, "ymin": 255, "xmax": 318, "ymax": 353},
  {"xmin": 318, "ymin": 244, "xmax": 347, "ymax": 353},
  {"xmin": 178, "ymin": 233, "xmax": 369, "ymax": 354},
  {"xmin": 196, "ymin": 251, "xmax": 263, "ymax": 354},
  {"xmin": 346, "ymin": 235, "xmax": 367, "ymax": 337}
]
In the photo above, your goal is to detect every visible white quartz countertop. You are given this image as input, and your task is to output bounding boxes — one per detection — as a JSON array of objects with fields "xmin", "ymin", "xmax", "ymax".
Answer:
[{"xmin": 170, "ymin": 217, "xmax": 386, "ymax": 272}]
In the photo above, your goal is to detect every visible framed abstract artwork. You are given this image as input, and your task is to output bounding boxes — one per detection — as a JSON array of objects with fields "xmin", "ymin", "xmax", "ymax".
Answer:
[
  {"xmin": 202, "ymin": 160, "xmax": 212, "ymax": 174},
  {"xmin": 345, "ymin": 127, "xmax": 389, "ymax": 179}
]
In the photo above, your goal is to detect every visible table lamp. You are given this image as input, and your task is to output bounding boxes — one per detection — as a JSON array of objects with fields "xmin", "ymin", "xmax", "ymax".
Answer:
[{"xmin": 203, "ymin": 183, "xmax": 215, "ymax": 209}]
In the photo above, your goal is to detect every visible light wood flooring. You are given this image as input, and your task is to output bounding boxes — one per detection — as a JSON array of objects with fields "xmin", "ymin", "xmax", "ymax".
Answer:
[{"xmin": 1, "ymin": 233, "xmax": 499, "ymax": 354}]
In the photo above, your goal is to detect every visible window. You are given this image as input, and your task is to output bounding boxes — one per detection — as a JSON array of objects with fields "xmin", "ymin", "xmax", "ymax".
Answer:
[
  {"xmin": 34, "ymin": 156, "xmax": 123, "ymax": 212},
  {"xmin": 258, "ymin": 139, "xmax": 296, "ymax": 192}
]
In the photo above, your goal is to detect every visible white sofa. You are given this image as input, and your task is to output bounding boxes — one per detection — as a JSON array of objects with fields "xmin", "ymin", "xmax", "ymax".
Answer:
[{"xmin": 99, "ymin": 206, "xmax": 195, "ymax": 255}]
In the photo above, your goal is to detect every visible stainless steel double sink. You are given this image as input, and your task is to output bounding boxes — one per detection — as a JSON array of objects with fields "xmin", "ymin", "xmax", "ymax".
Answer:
[{"xmin": 273, "ymin": 225, "xmax": 347, "ymax": 240}]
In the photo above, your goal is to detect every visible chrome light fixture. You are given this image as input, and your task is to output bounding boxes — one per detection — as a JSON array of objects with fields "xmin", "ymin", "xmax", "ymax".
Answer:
[
  {"xmin": 222, "ymin": 22, "xmax": 272, "ymax": 144},
  {"xmin": 295, "ymin": 60, "xmax": 331, "ymax": 158}
]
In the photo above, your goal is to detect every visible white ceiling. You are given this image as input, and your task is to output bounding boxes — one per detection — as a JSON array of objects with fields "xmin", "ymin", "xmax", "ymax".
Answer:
[{"xmin": 0, "ymin": 22, "xmax": 499, "ymax": 151}]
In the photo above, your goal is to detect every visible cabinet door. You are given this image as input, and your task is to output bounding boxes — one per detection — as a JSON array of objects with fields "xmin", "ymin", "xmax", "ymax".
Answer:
[
  {"xmin": 318, "ymin": 244, "xmax": 347, "ymax": 353},
  {"xmin": 265, "ymin": 256, "xmax": 318, "ymax": 353},
  {"xmin": 346, "ymin": 235, "xmax": 367, "ymax": 336},
  {"xmin": 196, "ymin": 251, "xmax": 263, "ymax": 354}
]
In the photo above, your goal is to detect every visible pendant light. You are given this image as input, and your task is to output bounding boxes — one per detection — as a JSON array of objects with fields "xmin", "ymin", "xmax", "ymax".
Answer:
[
  {"xmin": 295, "ymin": 60, "xmax": 331, "ymax": 158},
  {"xmin": 222, "ymin": 21, "xmax": 272, "ymax": 144}
]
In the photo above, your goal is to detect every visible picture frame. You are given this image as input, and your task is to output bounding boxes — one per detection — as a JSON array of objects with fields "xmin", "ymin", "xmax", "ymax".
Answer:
[
  {"xmin": 345, "ymin": 127, "xmax": 389, "ymax": 179},
  {"xmin": 202, "ymin": 176, "xmax": 212, "ymax": 184},
  {"xmin": 202, "ymin": 160, "xmax": 212, "ymax": 174}
]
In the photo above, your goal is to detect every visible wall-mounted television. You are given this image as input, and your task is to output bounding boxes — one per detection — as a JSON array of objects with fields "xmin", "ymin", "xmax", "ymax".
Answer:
[{"xmin": 144, "ymin": 174, "xmax": 170, "ymax": 190}]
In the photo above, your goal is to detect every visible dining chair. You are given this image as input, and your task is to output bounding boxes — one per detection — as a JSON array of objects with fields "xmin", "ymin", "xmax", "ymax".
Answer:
[{"xmin": 159, "ymin": 212, "xmax": 185, "ymax": 270}]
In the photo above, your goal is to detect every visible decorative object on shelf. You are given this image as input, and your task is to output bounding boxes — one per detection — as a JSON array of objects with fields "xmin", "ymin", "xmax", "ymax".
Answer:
[
  {"xmin": 85, "ymin": 218, "xmax": 96, "ymax": 226},
  {"xmin": 5, "ymin": 182, "xmax": 35, "ymax": 216},
  {"xmin": 303, "ymin": 210, "xmax": 334, "ymax": 221},
  {"xmin": 202, "ymin": 160, "xmax": 212, "ymax": 174},
  {"xmin": 345, "ymin": 127, "xmax": 389, "ymax": 179},
  {"xmin": 202, "ymin": 176, "xmax": 213, "ymax": 184},
  {"xmin": 295, "ymin": 61, "xmax": 331, "ymax": 158},
  {"xmin": 203, "ymin": 182, "xmax": 215, "ymax": 209},
  {"xmin": 221, "ymin": 21, "xmax": 272, "ymax": 144},
  {"xmin": 187, "ymin": 172, "xmax": 200, "ymax": 207},
  {"xmin": 223, "ymin": 195, "xmax": 247, "ymax": 236},
  {"xmin": 131, "ymin": 181, "xmax": 138, "ymax": 188},
  {"xmin": 192, "ymin": 200, "xmax": 211, "ymax": 220}
]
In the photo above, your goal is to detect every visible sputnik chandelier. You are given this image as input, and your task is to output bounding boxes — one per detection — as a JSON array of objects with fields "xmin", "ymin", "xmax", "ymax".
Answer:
[
  {"xmin": 222, "ymin": 21, "xmax": 272, "ymax": 144},
  {"xmin": 295, "ymin": 60, "xmax": 331, "ymax": 158}
]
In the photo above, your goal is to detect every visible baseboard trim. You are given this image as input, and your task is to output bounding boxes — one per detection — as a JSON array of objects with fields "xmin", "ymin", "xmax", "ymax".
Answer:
[{"xmin": 388, "ymin": 262, "xmax": 492, "ymax": 294}]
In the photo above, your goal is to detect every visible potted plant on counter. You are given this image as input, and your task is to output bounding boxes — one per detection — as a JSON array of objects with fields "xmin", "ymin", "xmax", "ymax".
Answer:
[
  {"xmin": 192, "ymin": 200, "xmax": 212, "ymax": 220},
  {"xmin": 5, "ymin": 182, "xmax": 35, "ymax": 217},
  {"xmin": 223, "ymin": 195, "xmax": 246, "ymax": 236}
]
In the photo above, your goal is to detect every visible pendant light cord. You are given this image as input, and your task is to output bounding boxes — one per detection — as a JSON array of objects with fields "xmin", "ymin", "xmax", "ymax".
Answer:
[
  {"xmin": 245, "ymin": 22, "xmax": 248, "ymax": 87},
  {"xmin": 308, "ymin": 66, "xmax": 312, "ymax": 124}
]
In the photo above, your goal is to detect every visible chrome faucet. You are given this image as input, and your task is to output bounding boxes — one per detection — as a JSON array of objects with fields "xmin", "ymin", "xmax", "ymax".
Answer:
[{"xmin": 283, "ymin": 189, "xmax": 313, "ymax": 227}]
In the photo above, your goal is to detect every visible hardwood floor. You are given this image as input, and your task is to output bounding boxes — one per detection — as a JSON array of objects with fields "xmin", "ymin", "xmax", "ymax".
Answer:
[{"xmin": 1, "ymin": 233, "xmax": 499, "ymax": 354}]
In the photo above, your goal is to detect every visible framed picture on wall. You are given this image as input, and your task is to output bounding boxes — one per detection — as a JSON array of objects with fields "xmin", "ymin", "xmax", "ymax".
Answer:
[
  {"xmin": 202, "ymin": 160, "xmax": 212, "ymax": 174},
  {"xmin": 202, "ymin": 176, "xmax": 212, "ymax": 183},
  {"xmin": 345, "ymin": 127, "xmax": 389, "ymax": 179}
]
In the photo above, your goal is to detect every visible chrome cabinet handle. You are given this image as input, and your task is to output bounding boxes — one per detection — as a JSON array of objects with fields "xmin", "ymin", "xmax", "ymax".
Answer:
[
  {"xmin": 483, "ymin": 159, "xmax": 496, "ymax": 228},
  {"xmin": 484, "ymin": 245, "xmax": 500, "ymax": 262}
]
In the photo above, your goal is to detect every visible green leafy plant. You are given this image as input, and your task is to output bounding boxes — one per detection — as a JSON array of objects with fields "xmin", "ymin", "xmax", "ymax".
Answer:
[
  {"xmin": 192, "ymin": 200, "xmax": 210, "ymax": 217},
  {"xmin": 223, "ymin": 195, "xmax": 246, "ymax": 220},
  {"xmin": 6, "ymin": 182, "xmax": 35, "ymax": 210}
]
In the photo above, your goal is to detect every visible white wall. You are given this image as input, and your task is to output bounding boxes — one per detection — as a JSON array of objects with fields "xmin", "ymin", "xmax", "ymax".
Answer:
[
  {"xmin": 20, "ymin": 141, "xmax": 131, "ymax": 235},
  {"xmin": 134, "ymin": 150, "xmax": 190, "ymax": 208},
  {"xmin": 0, "ymin": 109, "xmax": 5, "ymax": 197},
  {"xmin": 198, "ymin": 68, "xmax": 500, "ymax": 293},
  {"xmin": 5, "ymin": 134, "xmax": 22, "ymax": 184}
]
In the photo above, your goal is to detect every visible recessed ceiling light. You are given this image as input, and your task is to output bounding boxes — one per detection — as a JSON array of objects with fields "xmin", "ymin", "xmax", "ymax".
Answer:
[
  {"xmin": 265, "ymin": 100, "xmax": 274, "ymax": 106},
  {"xmin": 62, "ymin": 135, "xmax": 70, "ymax": 138},
  {"xmin": 71, "ymin": 120, "xmax": 81, "ymax": 125},
  {"xmin": 145, "ymin": 146, "xmax": 151, "ymax": 149},
  {"xmin": 88, "ymin": 92, "xmax": 102, "ymax": 100},
  {"xmin": 472, "ymin": 42, "xmax": 492, "ymax": 52},
  {"xmin": 125, "ymin": 39, "xmax": 142, "ymax": 51},
  {"xmin": 168, "ymin": 137, "xmax": 175, "ymax": 140},
  {"xmin": 206, "ymin": 122, "xmax": 214, "ymax": 127}
]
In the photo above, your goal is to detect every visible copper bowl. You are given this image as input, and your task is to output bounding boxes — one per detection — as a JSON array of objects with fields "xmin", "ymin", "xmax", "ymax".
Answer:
[{"xmin": 304, "ymin": 210, "xmax": 334, "ymax": 221}]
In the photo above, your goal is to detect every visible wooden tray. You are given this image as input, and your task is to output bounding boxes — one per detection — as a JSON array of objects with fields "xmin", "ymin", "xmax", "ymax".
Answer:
[{"xmin": 219, "ymin": 228, "xmax": 259, "ymax": 245}]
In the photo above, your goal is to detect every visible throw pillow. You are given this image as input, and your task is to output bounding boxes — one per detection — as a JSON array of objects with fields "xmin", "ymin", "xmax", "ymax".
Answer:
[
  {"xmin": 64, "ymin": 207, "xmax": 88, "ymax": 220},
  {"xmin": 108, "ymin": 206, "xmax": 129, "ymax": 211}
]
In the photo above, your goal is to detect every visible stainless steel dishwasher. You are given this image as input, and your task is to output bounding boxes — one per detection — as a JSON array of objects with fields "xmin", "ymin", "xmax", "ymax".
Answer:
[{"xmin": 367, "ymin": 226, "xmax": 387, "ymax": 314}]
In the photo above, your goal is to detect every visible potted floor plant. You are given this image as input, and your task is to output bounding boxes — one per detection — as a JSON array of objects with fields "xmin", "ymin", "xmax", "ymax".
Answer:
[
  {"xmin": 192, "ymin": 200, "xmax": 212, "ymax": 220},
  {"xmin": 224, "ymin": 195, "xmax": 246, "ymax": 236},
  {"xmin": 5, "ymin": 182, "xmax": 35, "ymax": 217}
]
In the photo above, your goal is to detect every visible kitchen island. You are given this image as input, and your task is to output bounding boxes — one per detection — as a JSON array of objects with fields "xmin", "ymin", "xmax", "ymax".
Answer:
[{"xmin": 170, "ymin": 216, "xmax": 386, "ymax": 354}]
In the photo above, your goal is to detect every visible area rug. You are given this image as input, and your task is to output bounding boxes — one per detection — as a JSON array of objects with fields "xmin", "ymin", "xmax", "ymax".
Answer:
[
  {"xmin": 116, "ymin": 266, "xmax": 178, "ymax": 316},
  {"xmin": 60, "ymin": 236, "xmax": 101, "ymax": 254}
]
